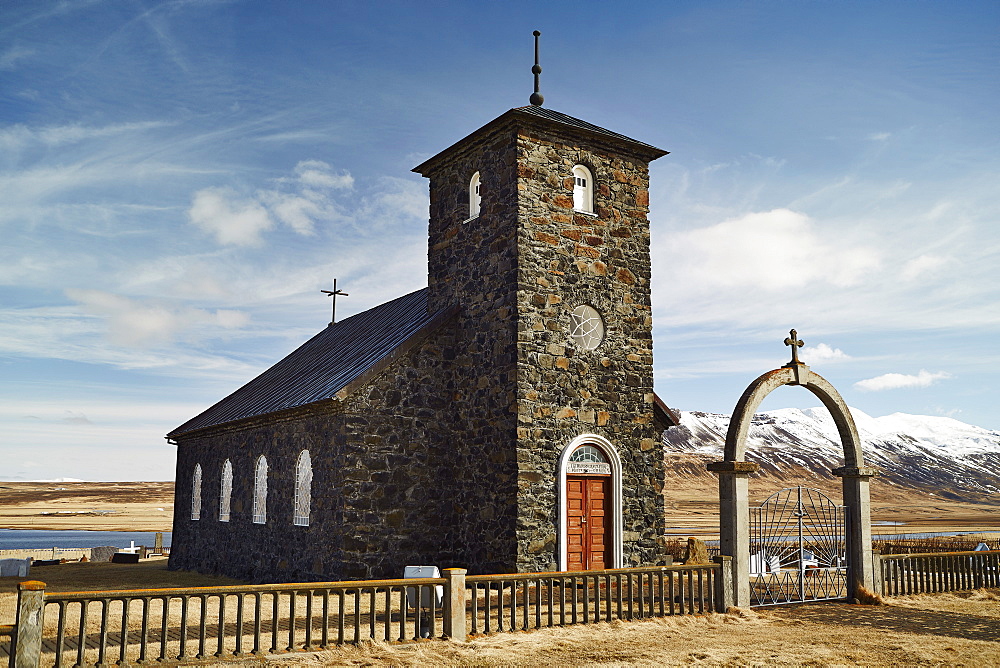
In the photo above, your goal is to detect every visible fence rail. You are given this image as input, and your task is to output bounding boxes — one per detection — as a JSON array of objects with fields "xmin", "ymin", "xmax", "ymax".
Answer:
[
  {"xmin": 465, "ymin": 564, "xmax": 718, "ymax": 636},
  {"xmin": 878, "ymin": 550, "xmax": 1000, "ymax": 596},
  {"xmin": 2, "ymin": 562, "xmax": 727, "ymax": 667}
]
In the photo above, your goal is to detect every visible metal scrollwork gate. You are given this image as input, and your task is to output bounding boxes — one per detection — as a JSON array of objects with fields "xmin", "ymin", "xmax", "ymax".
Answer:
[{"xmin": 749, "ymin": 486, "xmax": 848, "ymax": 606}]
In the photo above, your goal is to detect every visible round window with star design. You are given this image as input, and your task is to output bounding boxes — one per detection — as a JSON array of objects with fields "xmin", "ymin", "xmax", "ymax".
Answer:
[{"xmin": 569, "ymin": 305, "xmax": 605, "ymax": 351}]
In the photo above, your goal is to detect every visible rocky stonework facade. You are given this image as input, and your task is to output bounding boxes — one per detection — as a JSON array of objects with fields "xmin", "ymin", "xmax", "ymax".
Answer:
[
  {"xmin": 416, "ymin": 111, "xmax": 667, "ymax": 572},
  {"xmin": 170, "ymin": 318, "xmax": 521, "ymax": 583},
  {"xmin": 512, "ymin": 125, "xmax": 664, "ymax": 571},
  {"xmin": 171, "ymin": 107, "xmax": 669, "ymax": 583}
]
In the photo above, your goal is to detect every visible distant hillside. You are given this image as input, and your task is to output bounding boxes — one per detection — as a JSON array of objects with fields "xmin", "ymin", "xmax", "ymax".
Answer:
[{"xmin": 663, "ymin": 408, "xmax": 1000, "ymax": 503}]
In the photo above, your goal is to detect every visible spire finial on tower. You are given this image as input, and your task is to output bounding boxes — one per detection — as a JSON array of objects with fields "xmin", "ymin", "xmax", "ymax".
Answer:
[{"xmin": 529, "ymin": 30, "xmax": 544, "ymax": 106}]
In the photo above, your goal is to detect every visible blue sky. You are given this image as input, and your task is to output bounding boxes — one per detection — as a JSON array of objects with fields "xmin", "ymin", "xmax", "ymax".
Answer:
[{"xmin": 2, "ymin": 1, "xmax": 998, "ymax": 480}]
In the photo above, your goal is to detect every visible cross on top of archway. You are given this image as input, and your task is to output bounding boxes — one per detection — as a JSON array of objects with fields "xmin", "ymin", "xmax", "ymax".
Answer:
[{"xmin": 784, "ymin": 329, "xmax": 804, "ymax": 366}]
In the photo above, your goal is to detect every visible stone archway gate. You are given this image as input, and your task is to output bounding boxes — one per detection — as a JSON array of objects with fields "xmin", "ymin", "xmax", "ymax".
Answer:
[{"xmin": 708, "ymin": 331, "xmax": 878, "ymax": 607}]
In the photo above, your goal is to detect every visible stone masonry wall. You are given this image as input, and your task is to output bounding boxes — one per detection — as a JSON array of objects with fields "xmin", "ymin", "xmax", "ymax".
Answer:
[
  {"xmin": 422, "ymin": 124, "xmax": 523, "ymax": 573},
  {"xmin": 419, "ymin": 114, "xmax": 667, "ymax": 573},
  {"xmin": 512, "ymin": 125, "xmax": 666, "ymax": 571},
  {"xmin": 169, "ymin": 319, "xmax": 518, "ymax": 582},
  {"xmin": 171, "ymin": 110, "xmax": 668, "ymax": 583}
]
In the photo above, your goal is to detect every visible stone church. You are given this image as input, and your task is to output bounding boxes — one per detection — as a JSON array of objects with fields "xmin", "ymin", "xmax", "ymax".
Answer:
[{"xmin": 168, "ymin": 97, "xmax": 679, "ymax": 583}]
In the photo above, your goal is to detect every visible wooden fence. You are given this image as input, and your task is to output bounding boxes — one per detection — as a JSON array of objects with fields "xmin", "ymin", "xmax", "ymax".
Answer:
[
  {"xmin": 3, "ymin": 560, "xmax": 729, "ymax": 667},
  {"xmin": 877, "ymin": 549, "xmax": 1000, "ymax": 596}
]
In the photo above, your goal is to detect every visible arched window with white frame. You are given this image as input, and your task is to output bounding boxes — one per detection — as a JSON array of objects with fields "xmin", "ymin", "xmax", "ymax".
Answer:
[
  {"xmin": 252, "ymin": 455, "xmax": 268, "ymax": 524},
  {"xmin": 293, "ymin": 450, "xmax": 312, "ymax": 526},
  {"xmin": 468, "ymin": 171, "xmax": 481, "ymax": 219},
  {"xmin": 190, "ymin": 464, "xmax": 202, "ymax": 520},
  {"xmin": 219, "ymin": 459, "xmax": 233, "ymax": 522},
  {"xmin": 572, "ymin": 165, "xmax": 594, "ymax": 214}
]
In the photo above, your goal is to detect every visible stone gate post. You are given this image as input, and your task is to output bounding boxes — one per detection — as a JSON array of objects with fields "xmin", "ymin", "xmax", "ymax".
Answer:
[
  {"xmin": 833, "ymin": 466, "xmax": 879, "ymax": 599},
  {"xmin": 707, "ymin": 461, "xmax": 759, "ymax": 608},
  {"xmin": 712, "ymin": 555, "xmax": 735, "ymax": 611},
  {"xmin": 14, "ymin": 580, "xmax": 46, "ymax": 668},
  {"xmin": 442, "ymin": 568, "xmax": 467, "ymax": 642}
]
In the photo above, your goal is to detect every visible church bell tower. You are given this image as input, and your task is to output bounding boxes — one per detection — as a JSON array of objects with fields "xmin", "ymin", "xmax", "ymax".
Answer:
[{"xmin": 412, "ymin": 36, "xmax": 669, "ymax": 573}]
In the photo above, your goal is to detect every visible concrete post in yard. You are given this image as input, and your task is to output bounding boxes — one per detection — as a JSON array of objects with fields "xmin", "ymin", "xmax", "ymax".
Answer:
[
  {"xmin": 707, "ymin": 461, "xmax": 759, "ymax": 608},
  {"xmin": 833, "ymin": 466, "xmax": 879, "ymax": 601},
  {"xmin": 712, "ymin": 555, "xmax": 735, "ymax": 612},
  {"xmin": 442, "ymin": 568, "xmax": 467, "ymax": 642},
  {"xmin": 13, "ymin": 580, "xmax": 45, "ymax": 668}
]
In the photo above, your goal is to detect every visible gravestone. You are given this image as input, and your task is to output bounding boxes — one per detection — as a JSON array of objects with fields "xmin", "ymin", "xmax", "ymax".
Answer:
[
  {"xmin": 798, "ymin": 548, "xmax": 818, "ymax": 568},
  {"xmin": 91, "ymin": 546, "xmax": 118, "ymax": 562},
  {"xmin": 111, "ymin": 553, "xmax": 140, "ymax": 564},
  {"xmin": 749, "ymin": 551, "xmax": 779, "ymax": 575},
  {"xmin": 684, "ymin": 537, "xmax": 710, "ymax": 565},
  {"xmin": 0, "ymin": 558, "xmax": 30, "ymax": 577}
]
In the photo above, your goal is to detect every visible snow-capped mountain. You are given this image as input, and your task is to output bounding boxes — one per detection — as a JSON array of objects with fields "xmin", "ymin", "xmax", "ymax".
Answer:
[{"xmin": 663, "ymin": 408, "xmax": 1000, "ymax": 500}]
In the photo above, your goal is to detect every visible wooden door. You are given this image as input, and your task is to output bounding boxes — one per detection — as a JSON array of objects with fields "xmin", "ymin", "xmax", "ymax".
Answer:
[{"xmin": 566, "ymin": 475, "xmax": 612, "ymax": 571}]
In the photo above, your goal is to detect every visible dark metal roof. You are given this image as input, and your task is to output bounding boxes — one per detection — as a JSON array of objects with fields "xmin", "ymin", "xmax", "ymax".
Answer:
[
  {"xmin": 169, "ymin": 288, "xmax": 450, "ymax": 438},
  {"xmin": 413, "ymin": 106, "xmax": 667, "ymax": 175},
  {"xmin": 511, "ymin": 106, "xmax": 667, "ymax": 157},
  {"xmin": 653, "ymin": 393, "xmax": 681, "ymax": 432}
]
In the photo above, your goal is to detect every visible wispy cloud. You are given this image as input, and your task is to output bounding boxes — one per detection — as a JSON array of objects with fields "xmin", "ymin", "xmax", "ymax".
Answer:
[
  {"xmin": 801, "ymin": 343, "xmax": 850, "ymax": 364},
  {"xmin": 60, "ymin": 411, "xmax": 93, "ymax": 425},
  {"xmin": 65, "ymin": 288, "xmax": 249, "ymax": 347},
  {"xmin": 0, "ymin": 46, "xmax": 35, "ymax": 70},
  {"xmin": 900, "ymin": 254, "xmax": 950, "ymax": 281},
  {"xmin": 356, "ymin": 177, "xmax": 428, "ymax": 228},
  {"xmin": 292, "ymin": 160, "xmax": 353, "ymax": 190},
  {"xmin": 0, "ymin": 121, "xmax": 172, "ymax": 152},
  {"xmin": 0, "ymin": 395, "xmax": 197, "ymax": 480},
  {"xmin": 0, "ymin": 305, "xmax": 262, "ymax": 379},
  {"xmin": 854, "ymin": 370, "xmax": 951, "ymax": 392},
  {"xmin": 657, "ymin": 208, "xmax": 880, "ymax": 293},
  {"xmin": 188, "ymin": 160, "xmax": 356, "ymax": 245},
  {"xmin": 188, "ymin": 187, "xmax": 274, "ymax": 246}
]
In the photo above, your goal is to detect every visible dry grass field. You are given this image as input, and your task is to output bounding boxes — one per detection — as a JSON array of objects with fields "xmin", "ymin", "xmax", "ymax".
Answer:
[
  {"xmin": 2, "ymin": 560, "xmax": 999, "ymax": 666},
  {"xmin": 4, "ymin": 479, "xmax": 999, "ymax": 538},
  {"xmin": 270, "ymin": 592, "xmax": 1000, "ymax": 667},
  {"xmin": 2, "ymin": 482, "xmax": 999, "ymax": 665},
  {"xmin": 661, "ymin": 472, "xmax": 1000, "ymax": 539},
  {"xmin": 0, "ymin": 481, "xmax": 173, "ymax": 531}
]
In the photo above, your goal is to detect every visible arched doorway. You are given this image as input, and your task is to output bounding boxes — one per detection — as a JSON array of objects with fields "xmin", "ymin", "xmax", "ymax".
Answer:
[
  {"xmin": 557, "ymin": 435, "xmax": 623, "ymax": 571},
  {"xmin": 708, "ymin": 334, "xmax": 878, "ymax": 606}
]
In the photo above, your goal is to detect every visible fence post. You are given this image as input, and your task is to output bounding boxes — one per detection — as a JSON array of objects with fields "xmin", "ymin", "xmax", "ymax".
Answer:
[
  {"xmin": 872, "ymin": 549, "xmax": 884, "ymax": 597},
  {"xmin": 13, "ymin": 581, "xmax": 45, "ymax": 668},
  {"xmin": 442, "ymin": 569, "xmax": 467, "ymax": 643},
  {"xmin": 712, "ymin": 556, "xmax": 734, "ymax": 612}
]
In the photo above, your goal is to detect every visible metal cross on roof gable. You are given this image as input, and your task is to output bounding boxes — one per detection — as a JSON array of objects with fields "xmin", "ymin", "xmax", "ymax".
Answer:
[
  {"xmin": 321, "ymin": 278, "xmax": 349, "ymax": 325},
  {"xmin": 784, "ymin": 329, "xmax": 804, "ymax": 365}
]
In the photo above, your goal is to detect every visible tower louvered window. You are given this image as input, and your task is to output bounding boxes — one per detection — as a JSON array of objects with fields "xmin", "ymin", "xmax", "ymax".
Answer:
[
  {"xmin": 219, "ymin": 459, "xmax": 232, "ymax": 522},
  {"xmin": 252, "ymin": 456, "xmax": 268, "ymax": 524},
  {"xmin": 293, "ymin": 450, "xmax": 312, "ymax": 526}
]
